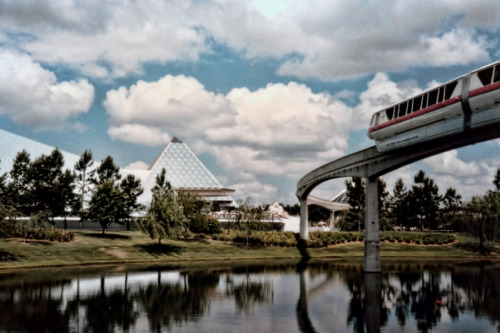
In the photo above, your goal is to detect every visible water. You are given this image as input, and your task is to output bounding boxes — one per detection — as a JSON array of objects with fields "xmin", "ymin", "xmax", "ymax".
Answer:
[{"xmin": 0, "ymin": 260, "xmax": 499, "ymax": 332}]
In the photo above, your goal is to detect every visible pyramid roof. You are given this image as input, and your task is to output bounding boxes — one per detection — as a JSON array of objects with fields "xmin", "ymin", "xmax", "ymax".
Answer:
[{"xmin": 140, "ymin": 137, "xmax": 235, "ymax": 203}]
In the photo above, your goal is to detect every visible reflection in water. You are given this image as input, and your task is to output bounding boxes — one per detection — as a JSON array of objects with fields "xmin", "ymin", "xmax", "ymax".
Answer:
[
  {"xmin": 226, "ymin": 270, "xmax": 273, "ymax": 314},
  {"xmin": 136, "ymin": 270, "xmax": 217, "ymax": 332},
  {"xmin": 0, "ymin": 262, "xmax": 498, "ymax": 332},
  {"xmin": 296, "ymin": 269, "xmax": 317, "ymax": 333}
]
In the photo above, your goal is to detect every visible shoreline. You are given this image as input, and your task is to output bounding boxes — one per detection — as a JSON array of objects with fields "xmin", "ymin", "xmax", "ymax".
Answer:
[{"xmin": 0, "ymin": 230, "xmax": 499, "ymax": 271}]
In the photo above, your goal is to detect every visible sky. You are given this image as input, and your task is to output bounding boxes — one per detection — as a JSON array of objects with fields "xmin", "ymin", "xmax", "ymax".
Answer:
[{"xmin": 1, "ymin": 0, "xmax": 500, "ymax": 205}]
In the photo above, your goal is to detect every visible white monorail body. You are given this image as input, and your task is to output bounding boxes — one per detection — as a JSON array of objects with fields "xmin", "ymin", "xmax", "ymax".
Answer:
[{"xmin": 368, "ymin": 61, "xmax": 500, "ymax": 152}]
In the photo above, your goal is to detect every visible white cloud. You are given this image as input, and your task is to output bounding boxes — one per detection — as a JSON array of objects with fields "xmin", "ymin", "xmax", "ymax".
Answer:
[
  {"xmin": 1, "ymin": 1, "xmax": 498, "ymax": 80},
  {"xmin": 1, "ymin": 0, "xmax": 207, "ymax": 78},
  {"xmin": 354, "ymin": 73, "xmax": 422, "ymax": 128},
  {"xmin": 104, "ymin": 75, "xmax": 236, "ymax": 140},
  {"xmin": 380, "ymin": 149, "xmax": 500, "ymax": 202},
  {"xmin": 423, "ymin": 150, "xmax": 481, "ymax": 177},
  {"xmin": 274, "ymin": 2, "xmax": 494, "ymax": 81},
  {"xmin": 108, "ymin": 124, "xmax": 172, "ymax": 146},
  {"xmin": 123, "ymin": 160, "xmax": 150, "ymax": 170},
  {"xmin": 231, "ymin": 180, "xmax": 278, "ymax": 204},
  {"xmin": 0, "ymin": 49, "xmax": 94, "ymax": 131}
]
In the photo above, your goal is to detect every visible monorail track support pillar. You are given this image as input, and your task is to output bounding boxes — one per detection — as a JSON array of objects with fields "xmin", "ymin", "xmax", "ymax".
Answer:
[
  {"xmin": 299, "ymin": 198, "xmax": 309, "ymax": 240},
  {"xmin": 364, "ymin": 177, "xmax": 380, "ymax": 272}
]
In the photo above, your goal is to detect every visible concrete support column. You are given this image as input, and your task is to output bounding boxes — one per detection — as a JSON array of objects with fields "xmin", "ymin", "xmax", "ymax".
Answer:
[
  {"xmin": 300, "ymin": 198, "xmax": 309, "ymax": 240},
  {"xmin": 329, "ymin": 211, "xmax": 336, "ymax": 230},
  {"xmin": 364, "ymin": 177, "xmax": 380, "ymax": 272}
]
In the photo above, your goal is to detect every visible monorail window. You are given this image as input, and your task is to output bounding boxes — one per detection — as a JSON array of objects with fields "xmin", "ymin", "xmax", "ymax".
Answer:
[
  {"xmin": 398, "ymin": 102, "xmax": 407, "ymax": 117},
  {"xmin": 422, "ymin": 94, "xmax": 428, "ymax": 108},
  {"xmin": 412, "ymin": 96, "xmax": 422, "ymax": 112},
  {"xmin": 478, "ymin": 66, "xmax": 493, "ymax": 86},
  {"xmin": 494, "ymin": 66, "xmax": 500, "ymax": 83},
  {"xmin": 386, "ymin": 107, "xmax": 394, "ymax": 120},
  {"xmin": 428, "ymin": 89, "xmax": 438, "ymax": 106},
  {"xmin": 445, "ymin": 81, "xmax": 458, "ymax": 100},
  {"xmin": 438, "ymin": 86, "xmax": 445, "ymax": 103}
]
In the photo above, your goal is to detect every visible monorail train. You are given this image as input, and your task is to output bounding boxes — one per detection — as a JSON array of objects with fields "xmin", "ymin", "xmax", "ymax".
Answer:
[{"xmin": 367, "ymin": 61, "xmax": 500, "ymax": 152}]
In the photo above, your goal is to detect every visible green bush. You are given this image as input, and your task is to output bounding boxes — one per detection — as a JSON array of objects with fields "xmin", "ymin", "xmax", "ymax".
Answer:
[
  {"xmin": 380, "ymin": 231, "xmax": 455, "ymax": 245},
  {"xmin": 0, "ymin": 219, "xmax": 74, "ymax": 242},
  {"xmin": 190, "ymin": 215, "xmax": 221, "ymax": 235},
  {"xmin": 210, "ymin": 230, "xmax": 455, "ymax": 248}
]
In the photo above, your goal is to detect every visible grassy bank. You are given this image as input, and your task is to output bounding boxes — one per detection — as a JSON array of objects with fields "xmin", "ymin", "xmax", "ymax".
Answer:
[{"xmin": 0, "ymin": 230, "xmax": 498, "ymax": 270}]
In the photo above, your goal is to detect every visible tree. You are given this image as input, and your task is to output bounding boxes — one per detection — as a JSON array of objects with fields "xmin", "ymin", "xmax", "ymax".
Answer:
[
  {"xmin": 3, "ymin": 149, "xmax": 76, "ymax": 227},
  {"xmin": 233, "ymin": 197, "xmax": 265, "ymax": 249},
  {"xmin": 120, "ymin": 174, "xmax": 144, "ymax": 231},
  {"xmin": 408, "ymin": 170, "xmax": 441, "ymax": 230},
  {"xmin": 465, "ymin": 195, "xmax": 488, "ymax": 250},
  {"xmin": 176, "ymin": 190, "xmax": 207, "ymax": 238},
  {"xmin": 88, "ymin": 156, "xmax": 125, "ymax": 234},
  {"xmin": 6, "ymin": 150, "xmax": 31, "ymax": 217},
  {"xmin": 493, "ymin": 167, "xmax": 500, "ymax": 191},
  {"xmin": 440, "ymin": 187, "xmax": 462, "ymax": 229},
  {"xmin": 391, "ymin": 178, "xmax": 411, "ymax": 230},
  {"xmin": 93, "ymin": 155, "xmax": 121, "ymax": 185},
  {"xmin": 74, "ymin": 150, "xmax": 95, "ymax": 221},
  {"xmin": 377, "ymin": 177, "xmax": 391, "ymax": 230},
  {"xmin": 137, "ymin": 168, "xmax": 183, "ymax": 244},
  {"xmin": 28, "ymin": 149, "xmax": 66, "ymax": 220},
  {"xmin": 345, "ymin": 177, "xmax": 365, "ymax": 232},
  {"xmin": 0, "ymin": 163, "xmax": 13, "ymax": 221},
  {"xmin": 88, "ymin": 180, "xmax": 126, "ymax": 234},
  {"xmin": 308, "ymin": 205, "xmax": 331, "ymax": 223}
]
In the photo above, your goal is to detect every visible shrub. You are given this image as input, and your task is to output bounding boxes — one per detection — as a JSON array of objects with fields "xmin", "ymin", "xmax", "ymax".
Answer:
[
  {"xmin": 0, "ymin": 219, "xmax": 74, "ymax": 242},
  {"xmin": 190, "ymin": 215, "xmax": 221, "ymax": 235}
]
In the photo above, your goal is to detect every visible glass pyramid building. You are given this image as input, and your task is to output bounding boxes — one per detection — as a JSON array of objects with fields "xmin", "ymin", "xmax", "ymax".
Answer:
[{"xmin": 125, "ymin": 137, "xmax": 236, "ymax": 208}]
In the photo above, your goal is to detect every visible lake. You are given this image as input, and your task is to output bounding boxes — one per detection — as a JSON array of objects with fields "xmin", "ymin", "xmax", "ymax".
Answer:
[{"xmin": 0, "ymin": 260, "xmax": 498, "ymax": 332}]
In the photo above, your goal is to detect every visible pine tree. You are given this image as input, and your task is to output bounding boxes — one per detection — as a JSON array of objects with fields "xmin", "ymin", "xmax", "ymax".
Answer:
[
  {"xmin": 408, "ymin": 170, "xmax": 441, "ymax": 230},
  {"xmin": 74, "ymin": 149, "xmax": 94, "ymax": 221}
]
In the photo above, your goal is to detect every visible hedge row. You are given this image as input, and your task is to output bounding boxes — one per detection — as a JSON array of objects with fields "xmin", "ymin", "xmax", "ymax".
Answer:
[
  {"xmin": 212, "ymin": 231, "xmax": 298, "ymax": 247},
  {"xmin": 0, "ymin": 220, "xmax": 75, "ymax": 242},
  {"xmin": 380, "ymin": 231, "xmax": 455, "ymax": 245},
  {"xmin": 212, "ymin": 230, "xmax": 455, "ymax": 248}
]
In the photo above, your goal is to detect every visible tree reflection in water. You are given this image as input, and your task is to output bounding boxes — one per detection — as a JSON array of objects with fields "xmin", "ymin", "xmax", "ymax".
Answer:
[
  {"xmin": 0, "ymin": 262, "xmax": 498, "ymax": 332},
  {"xmin": 65, "ymin": 275, "xmax": 140, "ymax": 333},
  {"xmin": 136, "ymin": 270, "xmax": 219, "ymax": 332},
  {"xmin": 225, "ymin": 267, "xmax": 273, "ymax": 314}
]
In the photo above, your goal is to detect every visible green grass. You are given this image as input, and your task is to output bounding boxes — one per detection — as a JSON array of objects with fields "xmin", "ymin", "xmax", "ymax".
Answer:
[{"xmin": 0, "ymin": 230, "xmax": 498, "ymax": 270}]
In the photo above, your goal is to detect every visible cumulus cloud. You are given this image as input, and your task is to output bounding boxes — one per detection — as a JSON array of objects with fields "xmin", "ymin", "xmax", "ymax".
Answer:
[
  {"xmin": 0, "ymin": 49, "xmax": 94, "ymax": 131},
  {"xmin": 104, "ymin": 75, "xmax": 236, "ymax": 142},
  {"xmin": 354, "ymin": 73, "xmax": 422, "ymax": 127},
  {"xmin": 123, "ymin": 160, "xmax": 150, "ymax": 170},
  {"xmin": 231, "ymin": 180, "xmax": 278, "ymax": 204},
  {"xmin": 1, "ymin": 1, "xmax": 498, "ymax": 80},
  {"xmin": 423, "ymin": 150, "xmax": 481, "ymax": 177},
  {"xmin": 274, "ymin": 2, "xmax": 493, "ymax": 80},
  {"xmin": 0, "ymin": 0, "xmax": 208, "ymax": 78}
]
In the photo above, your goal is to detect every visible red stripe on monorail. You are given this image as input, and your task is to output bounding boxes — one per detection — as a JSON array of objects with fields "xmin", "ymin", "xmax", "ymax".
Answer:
[
  {"xmin": 367, "ymin": 96, "xmax": 461, "ymax": 134},
  {"xmin": 469, "ymin": 81, "xmax": 500, "ymax": 98}
]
